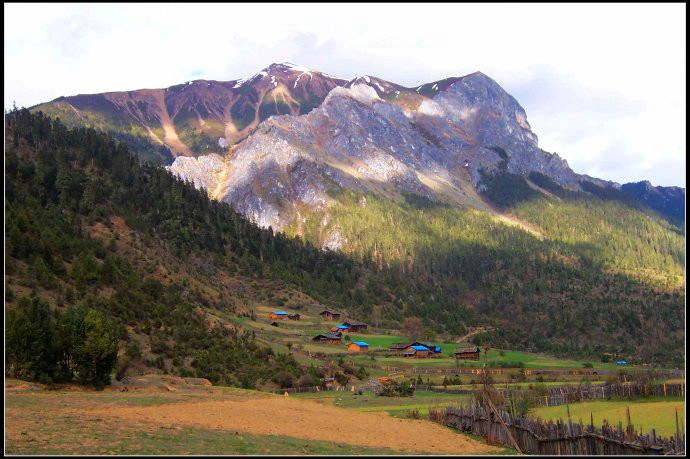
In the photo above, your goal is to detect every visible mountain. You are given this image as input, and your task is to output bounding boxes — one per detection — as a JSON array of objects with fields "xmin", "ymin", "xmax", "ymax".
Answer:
[
  {"xmin": 31, "ymin": 63, "xmax": 346, "ymax": 163},
  {"xmin": 9, "ymin": 108, "xmax": 684, "ymax": 369},
  {"xmin": 31, "ymin": 63, "xmax": 683, "ymax": 230},
  {"xmin": 165, "ymin": 67, "xmax": 683, "ymax": 232},
  {"xmin": 20, "ymin": 65, "xmax": 685, "ymax": 368}
]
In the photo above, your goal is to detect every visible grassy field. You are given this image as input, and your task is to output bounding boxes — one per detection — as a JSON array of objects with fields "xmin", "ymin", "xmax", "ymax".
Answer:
[
  {"xmin": 292, "ymin": 389, "xmax": 472, "ymax": 417},
  {"xmin": 439, "ymin": 381, "xmax": 607, "ymax": 390},
  {"xmin": 5, "ymin": 382, "xmax": 501, "ymax": 455},
  {"xmin": 530, "ymin": 398, "xmax": 685, "ymax": 437}
]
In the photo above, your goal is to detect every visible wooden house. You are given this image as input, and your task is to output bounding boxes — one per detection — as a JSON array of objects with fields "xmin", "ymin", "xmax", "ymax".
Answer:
[
  {"xmin": 312, "ymin": 331, "xmax": 342, "ymax": 345},
  {"xmin": 390, "ymin": 340, "xmax": 440, "ymax": 354},
  {"xmin": 342, "ymin": 320, "xmax": 368, "ymax": 333},
  {"xmin": 330, "ymin": 324, "xmax": 349, "ymax": 333},
  {"xmin": 454, "ymin": 346, "xmax": 480, "ymax": 360},
  {"xmin": 319, "ymin": 308, "xmax": 341, "ymax": 321},
  {"xmin": 287, "ymin": 313, "xmax": 301, "ymax": 320},
  {"xmin": 347, "ymin": 341, "xmax": 369, "ymax": 353},
  {"xmin": 390, "ymin": 342, "xmax": 414, "ymax": 354},
  {"xmin": 269, "ymin": 311, "xmax": 289, "ymax": 320},
  {"xmin": 402, "ymin": 345, "xmax": 431, "ymax": 358}
]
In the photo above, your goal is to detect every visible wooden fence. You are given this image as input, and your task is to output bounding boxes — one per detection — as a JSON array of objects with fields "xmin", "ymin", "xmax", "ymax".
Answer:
[
  {"xmin": 430, "ymin": 401, "xmax": 685, "ymax": 455},
  {"xmin": 429, "ymin": 382, "xmax": 685, "ymax": 407},
  {"xmin": 365, "ymin": 365, "xmax": 685, "ymax": 378},
  {"xmin": 529, "ymin": 382, "xmax": 685, "ymax": 408}
]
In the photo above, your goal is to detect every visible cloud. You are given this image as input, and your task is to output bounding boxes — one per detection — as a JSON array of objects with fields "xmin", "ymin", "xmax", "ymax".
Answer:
[{"xmin": 4, "ymin": 3, "xmax": 685, "ymax": 186}]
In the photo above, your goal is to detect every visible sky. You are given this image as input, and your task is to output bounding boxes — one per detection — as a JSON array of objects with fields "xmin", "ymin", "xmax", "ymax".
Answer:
[{"xmin": 4, "ymin": 3, "xmax": 686, "ymax": 187}]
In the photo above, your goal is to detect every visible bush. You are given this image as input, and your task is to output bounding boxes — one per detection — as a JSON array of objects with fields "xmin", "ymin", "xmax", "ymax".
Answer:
[{"xmin": 404, "ymin": 409, "xmax": 421, "ymax": 419}]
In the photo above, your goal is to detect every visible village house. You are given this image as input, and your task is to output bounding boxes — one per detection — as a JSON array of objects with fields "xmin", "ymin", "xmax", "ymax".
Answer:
[
  {"xmin": 330, "ymin": 324, "xmax": 349, "ymax": 333},
  {"xmin": 402, "ymin": 345, "xmax": 431, "ymax": 358},
  {"xmin": 287, "ymin": 313, "xmax": 301, "ymax": 320},
  {"xmin": 269, "ymin": 311, "xmax": 289, "ymax": 320},
  {"xmin": 319, "ymin": 308, "xmax": 342, "ymax": 321},
  {"xmin": 454, "ymin": 346, "xmax": 481, "ymax": 360},
  {"xmin": 390, "ymin": 340, "xmax": 441, "ymax": 355},
  {"xmin": 312, "ymin": 331, "xmax": 342, "ymax": 345},
  {"xmin": 347, "ymin": 341, "xmax": 369, "ymax": 353},
  {"xmin": 342, "ymin": 320, "xmax": 368, "ymax": 333}
]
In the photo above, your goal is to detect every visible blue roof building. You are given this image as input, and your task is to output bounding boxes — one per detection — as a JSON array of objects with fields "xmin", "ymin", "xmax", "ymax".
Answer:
[
  {"xmin": 353, "ymin": 341, "xmax": 369, "ymax": 347},
  {"xmin": 410, "ymin": 345, "xmax": 429, "ymax": 351}
]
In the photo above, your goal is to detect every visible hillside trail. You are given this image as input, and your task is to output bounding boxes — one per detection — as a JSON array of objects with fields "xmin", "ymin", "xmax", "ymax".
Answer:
[{"xmin": 455, "ymin": 326, "xmax": 495, "ymax": 344}]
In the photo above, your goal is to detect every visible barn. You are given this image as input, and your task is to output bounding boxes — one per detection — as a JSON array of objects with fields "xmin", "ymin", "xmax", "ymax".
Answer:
[
  {"xmin": 402, "ymin": 345, "xmax": 431, "ymax": 358},
  {"xmin": 347, "ymin": 341, "xmax": 369, "ymax": 352},
  {"xmin": 312, "ymin": 332, "xmax": 342, "ymax": 345},
  {"xmin": 342, "ymin": 320, "xmax": 368, "ymax": 333},
  {"xmin": 269, "ymin": 311, "xmax": 289, "ymax": 320},
  {"xmin": 454, "ymin": 346, "xmax": 480, "ymax": 360},
  {"xmin": 319, "ymin": 308, "xmax": 342, "ymax": 321}
]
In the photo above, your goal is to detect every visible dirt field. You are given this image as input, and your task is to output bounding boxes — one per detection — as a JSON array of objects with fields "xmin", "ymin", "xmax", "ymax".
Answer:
[
  {"xmin": 5, "ymin": 379, "xmax": 500, "ymax": 455},
  {"xmin": 93, "ymin": 396, "xmax": 498, "ymax": 454}
]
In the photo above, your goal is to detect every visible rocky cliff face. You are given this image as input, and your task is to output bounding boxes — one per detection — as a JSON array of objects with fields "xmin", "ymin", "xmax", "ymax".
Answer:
[
  {"xmin": 33, "ymin": 62, "xmax": 680, "ymax": 231},
  {"xmin": 169, "ymin": 67, "xmax": 618, "ymax": 230}
]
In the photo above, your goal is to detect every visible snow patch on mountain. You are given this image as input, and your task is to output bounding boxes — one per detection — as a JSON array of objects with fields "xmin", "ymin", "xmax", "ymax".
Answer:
[{"xmin": 326, "ymin": 84, "xmax": 382, "ymax": 107}]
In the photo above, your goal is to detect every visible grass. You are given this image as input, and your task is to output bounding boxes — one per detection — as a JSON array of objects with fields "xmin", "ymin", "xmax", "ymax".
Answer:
[
  {"xmin": 292, "ymin": 389, "xmax": 471, "ymax": 417},
  {"xmin": 439, "ymin": 381, "xmax": 607, "ymax": 390},
  {"xmin": 530, "ymin": 398, "xmax": 686, "ymax": 437},
  {"xmin": 347, "ymin": 348, "xmax": 633, "ymax": 370},
  {"xmin": 5, "ymin": 385, "xmax": 496, "ymax": 455}
]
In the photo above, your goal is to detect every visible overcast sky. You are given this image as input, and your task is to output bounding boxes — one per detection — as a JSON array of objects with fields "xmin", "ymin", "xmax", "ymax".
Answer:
[{"xmin": 4, "ymin": 3, "xmax": 686, "ymax": 187}]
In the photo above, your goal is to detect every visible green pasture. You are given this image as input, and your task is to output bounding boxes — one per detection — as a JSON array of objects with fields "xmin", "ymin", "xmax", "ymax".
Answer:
[
  {"xmin": 292, "ymin": 389, "xmax": 472, "ymax": 417},
  {"xmin": 530, "ymin": 398, "xmax": 685, "ymax": 437}
]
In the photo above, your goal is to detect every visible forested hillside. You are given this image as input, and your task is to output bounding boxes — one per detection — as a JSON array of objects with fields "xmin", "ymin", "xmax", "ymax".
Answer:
[
  {"xmin": 4, "ymin": 110, "xmax": 685, "ymax": 378},
  {"xmin": 288, "ymin": 183, "xmax": 684, "ymax": 365}
]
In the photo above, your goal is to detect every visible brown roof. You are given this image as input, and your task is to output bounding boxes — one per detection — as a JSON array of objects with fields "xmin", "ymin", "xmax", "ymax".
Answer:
[
  {"xmin": 343, "ymin": 320, "xmax": 367, "ymax": 326},
  {"xmin": 390, "ymin": 342, "xmax": 414, "ymax": 350},
  {"xmin": 313, "ymin": 332, "xmax": 342, "ymax": 341},
  {"xmin": 454, "ymin": 346, "xmax": 480, "ymax": 354},
  {"xmin": 319, "ymin": 308, "xmax": 341, "ymax": 315}
]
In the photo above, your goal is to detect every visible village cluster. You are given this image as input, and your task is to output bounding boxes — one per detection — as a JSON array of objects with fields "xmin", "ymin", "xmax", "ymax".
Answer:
[{"xmin": 268, "ymin": 307, "xmax": 482, "ymax": 359}]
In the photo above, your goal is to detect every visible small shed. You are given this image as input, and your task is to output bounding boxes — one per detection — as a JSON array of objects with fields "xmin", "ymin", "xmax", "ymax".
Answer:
[
  {"xmin": 616, "ymin": 360, "xmax": 628, "ymax": 366},
  {"xmin": 270, "ymin": 321, "xmax": 279, "ymax": 327},
  {"xmin": 331, "ymin": 325, "xmax": 350, "ymax": 333},
  {"xmin": 347, "ymin": 341, "xmax": 369, "ymax": 352},
  {"xmin": 403, "ymin": 345, "xmax": 431, "ymax": 358},
  {"xmin": 288, "ymin": 313, "xmax": 301, "ymax": 320},
  {"xmin": 269, "ymin": 311, "xmax": 289, "ymax": 320},
  {"xmin": 312, "ymin": 332, "xmax": 342, "ymax": 345},
  {"xmin": 454, "ymin": 346, "xmax": 480, "ymax": 360},
  {"xmin": 321, "ymin": 377, "xmax": 336, "ymax": 388},
  {"xmin": 342, "ymin": 320, "xmax": 368, "ymax": 333},
  {"xmin": 319, "ymin": 308, "xmax": 342, "ymax": 321}
]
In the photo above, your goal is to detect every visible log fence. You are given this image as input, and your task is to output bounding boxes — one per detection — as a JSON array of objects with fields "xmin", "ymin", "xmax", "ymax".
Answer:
[{"xmin": 430, "ymin": 401, "xmax": 685, "ymax": 455}]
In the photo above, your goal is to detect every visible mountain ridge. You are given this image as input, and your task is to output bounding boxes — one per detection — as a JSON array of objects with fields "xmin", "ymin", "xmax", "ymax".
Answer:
[{"xmin": 30, "ymin": 63, "xmax": 684, "ymax": 231}]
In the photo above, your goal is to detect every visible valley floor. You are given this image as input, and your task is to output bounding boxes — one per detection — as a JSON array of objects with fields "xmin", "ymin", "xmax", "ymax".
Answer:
[{"xmin": 4, "ymin": 379, "xmax": 501, "ymax": 455}]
